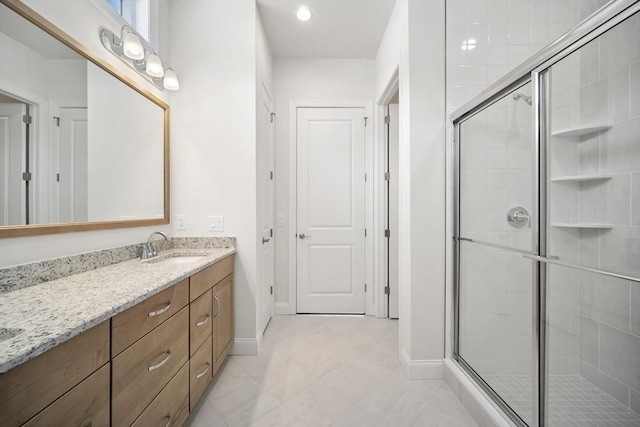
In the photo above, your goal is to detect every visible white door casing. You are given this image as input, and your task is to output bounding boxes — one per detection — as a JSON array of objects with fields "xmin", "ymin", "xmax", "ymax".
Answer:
[
  {"xmin": 388, "ymin": 103, "xmax": 399, "ymax": 319},
  {"xmin": 259, "ymin": 81, "xmax": 275, "ymax": 334},
  {"xmin": 296, "ymin": 107, "xmax": 366, "ymax": 314},
  {"xmin": 57, "ymin": 107, "xmax": 88, "ymax": 223},
  {"xmin": 0, "ymin": 103, "xmax": 26, "ymax": 226}
]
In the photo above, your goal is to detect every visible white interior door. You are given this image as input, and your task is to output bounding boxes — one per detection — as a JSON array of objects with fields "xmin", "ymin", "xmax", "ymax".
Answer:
[
  {"xmin": 296, "ymin": 107, "xmax": 366, "ymax": 314},
  {"xmin": 0, "ymin": 103, "xmax": 26, "ymax": 226},
  {"xmin": 259, "ymin": 83, "xmax": 274, "ymax": 333},
  {"xmin": 58, "ymin": 107, "xmax": 88, "ymax": 223},
  {"xmin": 388, "ymin": 103, "xmax": 399, "ymax": 319}
]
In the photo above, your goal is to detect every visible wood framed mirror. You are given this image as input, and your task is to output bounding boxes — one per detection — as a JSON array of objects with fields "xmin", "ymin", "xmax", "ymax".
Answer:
[{"xmin": 0, "ymin": 0, "xmax": 169, "ymax": 238}]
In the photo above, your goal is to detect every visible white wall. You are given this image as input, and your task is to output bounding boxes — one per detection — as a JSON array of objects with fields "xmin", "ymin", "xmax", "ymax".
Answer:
[
  {"xmin": 374, "ymin": 0, "xmax": 446, "ymax": 379},
  {"xmin": 169, "ymin": 0, "xmax": 259, "ymax": 347},
  {"xmin": 0, "ymin": 0, "xmax": 171, "ymax": 268},
  {"xmin": 87, "ymin": 63, "xmax": 164, "ymax": 221},
  {"xmin": 272, "ymin": 58, "xmax": 376, "ymax": 312}
]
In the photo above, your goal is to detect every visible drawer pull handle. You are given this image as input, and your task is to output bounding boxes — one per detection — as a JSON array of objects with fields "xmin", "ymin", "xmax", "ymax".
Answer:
[
  {"xmin": 196, "ymin": 315, "xmax": 211, "ymax": 327},
  {"xmin": 148, "ymin": 350, "xmax": 172, "ymax": 371},
  {"xmin": 196, "ymin": 362, "xmax": 211, "ymax": 379},
  {"xmin": 213, "ymin": 296, "xmax": 220, "ymax": 318},
  {"xmin": 148, "ymin": 302, "xmax": 171, "ymax": 318},
  {"xmin": 163, "ymin": 415, "xmax": 171, "ymax": 427}
]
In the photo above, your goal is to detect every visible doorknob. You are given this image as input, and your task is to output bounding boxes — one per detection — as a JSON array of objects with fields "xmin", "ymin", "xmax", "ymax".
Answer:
[
  {"xmin": 298, "ymin": 233, "xmax": 311, "ymax": 239},
  {"xmin": 262, "ymin": 237, "xmax": 270, "ymax": 244}
]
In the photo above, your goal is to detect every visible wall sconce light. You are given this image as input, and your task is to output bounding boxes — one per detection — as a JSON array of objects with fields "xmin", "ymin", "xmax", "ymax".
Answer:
[{"xmin": 100, "ymin": 26, "xmax": 179, "ymax": 91}]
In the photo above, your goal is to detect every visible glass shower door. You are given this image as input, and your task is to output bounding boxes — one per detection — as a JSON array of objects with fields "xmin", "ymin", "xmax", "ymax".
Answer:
[
  {"xmin": 457, "ymin": 81, "xmax": 536, "ymax": 426},
  {"xmin": 542, "ymin": 10, "xmax": 640, "ymax": 426}
]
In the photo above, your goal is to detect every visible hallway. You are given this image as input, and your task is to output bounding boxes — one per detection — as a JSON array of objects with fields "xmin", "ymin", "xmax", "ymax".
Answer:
[{"xmin": 185, "ymin": 315, "xmax": 477, "ymax": 427}]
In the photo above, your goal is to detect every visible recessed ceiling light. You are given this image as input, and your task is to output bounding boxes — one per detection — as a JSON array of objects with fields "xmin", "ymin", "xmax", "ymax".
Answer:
[
  {"xmin": 296, "ymin": 6, "xmax": 312, "ymax": 21},
  {"xmin": 461, "ymin": 39, "xmax": 477, "ymax": 51}
]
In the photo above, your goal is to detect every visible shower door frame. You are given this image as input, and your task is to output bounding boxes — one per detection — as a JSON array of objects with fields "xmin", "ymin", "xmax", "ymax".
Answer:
[{"xmin": 451, "ymin": 1, "xmax": 640, "ymax": 426}]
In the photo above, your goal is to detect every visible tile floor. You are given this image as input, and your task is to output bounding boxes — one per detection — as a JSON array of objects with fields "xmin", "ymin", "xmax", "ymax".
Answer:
[
  {"xmin": 488, "ymin": 375, "xmax": 640, "ymax": 427},
  {"xmin": 184, "ymin": 315, "xmax": 478, "ymax": 427}
]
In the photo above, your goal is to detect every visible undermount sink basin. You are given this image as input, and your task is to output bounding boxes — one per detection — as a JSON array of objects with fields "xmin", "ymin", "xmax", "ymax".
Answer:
[
  {"xmin": 146, "ymin": 255, "xmax": 205, "ymax": 265},
  {"xmin": 0, "ymin": 327, "xmax": 24, "ymax": 343}
]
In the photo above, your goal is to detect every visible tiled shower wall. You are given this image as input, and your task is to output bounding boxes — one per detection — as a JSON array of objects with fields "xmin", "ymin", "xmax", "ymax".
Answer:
[{"xmin": 550, "ymin": 11, "xmax": 640, "ymax": 412}]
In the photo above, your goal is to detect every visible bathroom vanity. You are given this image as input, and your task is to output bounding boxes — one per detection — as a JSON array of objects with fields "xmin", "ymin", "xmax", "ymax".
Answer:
[{"xmin": 0, "ymin": 249, "xmax": 235, "ymax": 427}]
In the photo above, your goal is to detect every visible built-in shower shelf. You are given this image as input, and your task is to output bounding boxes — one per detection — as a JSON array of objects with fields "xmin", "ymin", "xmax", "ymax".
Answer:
[
  {"xmin": 551, "ymin": 124, "xmax": 612, "ymax": 137},
  {"xmin": 551, "ymin": 223, "xmax": 613, "ymax": 229},
  {"xmin": 550, "ymin": 174, "xmax": 613, "ymax": 182}
]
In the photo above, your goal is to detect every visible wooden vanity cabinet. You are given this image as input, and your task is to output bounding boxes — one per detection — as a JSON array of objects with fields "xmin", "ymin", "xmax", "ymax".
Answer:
[
  {"xmin": 0, "ymin": 255, "xmax": 234, "ymax": 427},
  {"xmin": 0, "ymin": 321, "xmax": 109, "ymax": 427}
]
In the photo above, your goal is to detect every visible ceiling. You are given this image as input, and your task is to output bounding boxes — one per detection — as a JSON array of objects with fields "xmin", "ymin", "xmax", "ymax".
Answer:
[{"xmin": 257, "ymin": 0, "xmax": 397, "ymax": 59}]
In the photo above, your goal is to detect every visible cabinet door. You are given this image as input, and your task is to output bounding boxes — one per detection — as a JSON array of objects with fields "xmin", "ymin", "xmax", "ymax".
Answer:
[
  {"xmin": 23, "ymin": 363, "xmax": 110, "ymax": 427},
  {"xmin": 213, "ymin": 274, "xmax": 233, "ymax": 367}
]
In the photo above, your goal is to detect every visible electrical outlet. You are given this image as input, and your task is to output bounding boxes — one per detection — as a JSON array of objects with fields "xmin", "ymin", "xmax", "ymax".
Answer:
[
  {"xmin": 176, "ymin": 215, "xmax": 186, "ymax": 230},
  {"xmin": 277, "ymin": 215, "xmax": 285, "ymax": 227},
  {"xmin": 208, "ymin": 216, "xmax": 224, "ymax": 232}
]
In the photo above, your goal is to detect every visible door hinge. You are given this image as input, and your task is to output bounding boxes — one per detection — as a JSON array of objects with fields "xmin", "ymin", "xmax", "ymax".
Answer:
[
  {"xmin": 384, "ymin": 115, "xmax": 390, "ymax": 125},
  {"xmin": 364, "ymin": 173, "xmax": 367, "ymax": 182},
  {"xmin": 364, "ymin": 116, "xmax": 368, "ymax": 127},
  {"xmin": 53, "ymin": 116, "xmax": 60, "ymax": 127},
  {"xmin": 270, "ymin": 228, "xmax": 273, "ymax": 237},
  {"xmin": 385, "ymin": 229, "xmax": 390, "ymax": 238},
  {"xmin": 270, "ymin": 171, "xmax": 274, "ymax": 180},
  {"xmin": 384, "ymin": 172, "xmax": 390, "ymax": 181},
  {"xmin": 384, "ymin": 286, "xmax": 390, "ymax": 295},
  {"xmin": 364, "ymin": 283, "xmax": 367, "ymax": 293},
  {"xmin": 270, "ymin": 112, "xmax": 275, "ymax": 123},
  {"xmin": 56, "ymin": 173, "xmax": 60, "ymax": 182},
  {"xmin": 270, "ymin": 286, "xmax": 273, "ymax": 295},
  {"xmin": 364, "ymin": 228, "xmax": 367, "ymax": 237},
  {"xmin": 22, "ymin": 115, "xmax": 32, "ymax": 124},
  {"xmin": 22, "ymin": 172, "xmax": 32, "ymax": 181}
]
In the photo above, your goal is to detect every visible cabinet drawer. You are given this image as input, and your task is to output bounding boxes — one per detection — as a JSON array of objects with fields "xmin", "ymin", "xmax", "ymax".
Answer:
[
  {"xmin": 0, "ymin": 321, "xmax": 109, "ymax": 427},
  {"xmin": 190, "ymin": 289, "xmax": 212, "ymax": 356},
  {"xmin": 190, "ymin": 255, "xmax": 234, "ymax": 301},
  {"xmin": 190, "ymin": 335, "xmax": 213, "ymax": 411},
  {"xmin": 112, "ymin": 278, "xmax": 188, "ymax": 356},
  {"xmin": 112, "ymin": 307, "xmax": 189, "ymax": 427},
  {"xmin": 131, "ymin": 362, "xmax": 189, "ymax": 427},
  {"xmin": 23, "ymin": 363, "xmax": 110, "ymax": 427}
]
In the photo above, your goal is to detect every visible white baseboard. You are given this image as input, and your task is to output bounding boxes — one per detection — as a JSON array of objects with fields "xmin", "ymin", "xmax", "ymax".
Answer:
[
  {"xmin": 400, "ymin": 349, "xmax": 444, "ymax": 380},
  {"xmin": 275, "ymin": 302, "xmax": 292, "ymax": 315},
  {"xmin": 230, "ymin": 338, "xmax": 259, "ymax": 355}
]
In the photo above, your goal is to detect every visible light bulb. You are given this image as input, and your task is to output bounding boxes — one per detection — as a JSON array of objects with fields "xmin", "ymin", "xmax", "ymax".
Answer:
[
  {"xmin": 296, "ymin": 6, "xmax": 312, "ymax": 21},
  {"xmin": 123, "ymin": 31, "xmax": 144, "ymax": 60},
  {"xmin": 146, "ymin": 52, "xmax": 164, "ymax": 78},
  {"xmin": 163, "ymin": 68, "xmax": 179, "ymax": 91}
]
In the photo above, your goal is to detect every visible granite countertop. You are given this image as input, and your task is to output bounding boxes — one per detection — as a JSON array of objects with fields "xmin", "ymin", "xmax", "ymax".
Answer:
[{"xmin": 0, "ymin": 247, "xmax": 236, "ymax": 373}]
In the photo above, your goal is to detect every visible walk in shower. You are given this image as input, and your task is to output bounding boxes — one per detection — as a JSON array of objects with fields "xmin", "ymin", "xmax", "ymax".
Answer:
[{"xmin": 452, "ymin": 1, "xmax": 640, "ymax": 426}]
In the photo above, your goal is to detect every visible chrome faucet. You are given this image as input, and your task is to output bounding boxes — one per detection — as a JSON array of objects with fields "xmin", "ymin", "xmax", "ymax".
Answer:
[{"xmin": 142, "ymin": 231, "xmax": 169, "ymax": 259}]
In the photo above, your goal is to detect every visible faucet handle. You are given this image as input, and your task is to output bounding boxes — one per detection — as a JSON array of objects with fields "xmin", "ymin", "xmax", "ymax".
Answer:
[{"xmin": 142, "ymin": 244, "xmax": 151, "ymax": 259}]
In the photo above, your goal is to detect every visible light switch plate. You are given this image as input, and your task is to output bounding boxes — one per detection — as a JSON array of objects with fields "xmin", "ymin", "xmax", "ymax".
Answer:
[
  {"xmin": 208, "ymin": 216, "xmax": 224, "ymax": 232},
  {"xmin": 277, "ymin": 215, "xmax": 285, "ymax": 227},
  {"xmin": 176, "ymin": 215, "xmax": 186, "ymax": 230}
]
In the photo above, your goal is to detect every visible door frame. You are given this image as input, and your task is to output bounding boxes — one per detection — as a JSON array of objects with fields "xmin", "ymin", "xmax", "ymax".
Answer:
[{"xmin": 288, "ymin": 99, "xmax": 374, "ymax": 315}]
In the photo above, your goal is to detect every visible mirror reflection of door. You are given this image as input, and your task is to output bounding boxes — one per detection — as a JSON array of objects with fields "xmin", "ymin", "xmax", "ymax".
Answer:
[
  {"xmin": 56, "ymin": 107, "xmax": 88, "ymax": 223},
  {"xmin": 0, "ymin": 94, "xmax": 28, "ymax": 226}
]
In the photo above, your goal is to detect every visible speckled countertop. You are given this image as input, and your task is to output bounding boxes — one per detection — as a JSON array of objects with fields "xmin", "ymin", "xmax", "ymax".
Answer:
[{"xmin": 0, "ymin": 247, "xmax": 235, "ymax": 373}]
